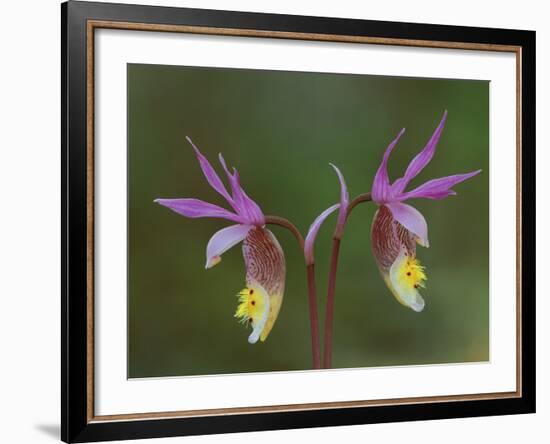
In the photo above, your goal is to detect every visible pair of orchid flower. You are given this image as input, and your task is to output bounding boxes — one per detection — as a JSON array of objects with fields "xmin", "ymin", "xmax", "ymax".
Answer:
[{"xmin": 155, "ymin": 112, "xmax": 481, "ymax": 369}]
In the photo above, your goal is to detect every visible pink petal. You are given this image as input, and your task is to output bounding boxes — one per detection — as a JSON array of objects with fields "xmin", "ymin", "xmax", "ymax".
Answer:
[
  {"xmin": 400, "ymin": 170, "xmax": 482, "ymax": 200},
  {"xmin": 186, "ymin": 137, "xmax": 235, "ymax": 207},
  {"xmin": 304, "ymin": 204, "xmax": 340, "ymax": 265},
  {"xmin": 205, "ymin": 224, "xmax": 252, "ymax": 269},
  {"xmin": 372, "ymin": 128, "xmax": 406, "ymax": 203},
  {"xmin": 218, "ymin": 154, "xmax": 265, "ymax": 226},
  {"xmin": 391, "ymin": 111, "xmax": 447, "ymax": 195},
  {"xmin": 386, "ymin": 202, "xmax": 429, "ymax": 247},
  {"xmin": 154, "ymin": 198, "xmax": 244, "ymax": 223},
  {"xmin": 233, "ymin": 170, "xmax": 265, "ymax": 225},
  {"xmin": 329, "ymin": 163, "xmax": 349, "ymax": 237}
]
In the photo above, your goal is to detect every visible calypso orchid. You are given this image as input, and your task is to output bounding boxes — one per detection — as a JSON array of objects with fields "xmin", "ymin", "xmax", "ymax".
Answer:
[
  {"xmin": 155, "ymin": 137, "xmax": 285, "ymax": 344},
  {"xmin": 370, "ymin": 111, "xmax": 481, "ymax": 312}
]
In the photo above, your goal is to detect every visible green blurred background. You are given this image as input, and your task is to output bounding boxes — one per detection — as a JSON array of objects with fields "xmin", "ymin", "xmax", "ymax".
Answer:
[{"xmin": 128, "ymin": 63, "xmax": 489, "ymax": 378}]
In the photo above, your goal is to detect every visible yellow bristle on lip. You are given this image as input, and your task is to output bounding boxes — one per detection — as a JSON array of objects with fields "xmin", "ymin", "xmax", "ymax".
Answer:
[
  {"xmin": 234, "ymin": 286, "xmax": 267, "ymax": 325},
  {"xmin": 394, "ymin": 254, "xmax": 427, "ymax": 291}
]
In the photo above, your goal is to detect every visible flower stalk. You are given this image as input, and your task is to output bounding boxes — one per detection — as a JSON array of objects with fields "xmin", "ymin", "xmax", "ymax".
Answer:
[
  {"xmin": 265, "ymin": 215, "xmax": 304, "ymax": 249},
  {"xmin": 265, "ymin": 215, "xmax": 321, "ymax": 369},
  {"xmin": 323, "ymin": 193, "xmax": 373, "ymax": 369},
  {"xmin": 323, "ymin": 237, "xmax": 341, "ymax": 369},
  {"xmin": 347, "ymin": 193, "xmax": 373, "ymax": 218},
  {"xmin": 306, "ymin": 264, "xmax": 321, "ymax": 369}
]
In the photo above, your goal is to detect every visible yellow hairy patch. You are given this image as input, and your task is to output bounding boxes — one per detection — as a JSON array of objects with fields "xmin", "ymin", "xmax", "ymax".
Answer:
[
  {"xmin": 234, "ymin": 286, "xmax": 267, "ymax": 326},
  {"xmin": 393, "ymin": 254, "xmax": 427, "ymax": 291}
]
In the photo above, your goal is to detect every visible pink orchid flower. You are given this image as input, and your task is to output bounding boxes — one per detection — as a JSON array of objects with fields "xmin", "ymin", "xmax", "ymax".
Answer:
[
  {"xmin": 371, "ymin": 111, "xmax": 481, "ymax": 312},
  {"xmin": 155, "ymin": 137, "xmax": 285, "ymax": 344}
]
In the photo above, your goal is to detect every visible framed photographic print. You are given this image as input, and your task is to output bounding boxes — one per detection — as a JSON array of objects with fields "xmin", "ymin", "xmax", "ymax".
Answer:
[{"xmin": 61, "ymin": 1, "xmax": 535, "ymax": 442}]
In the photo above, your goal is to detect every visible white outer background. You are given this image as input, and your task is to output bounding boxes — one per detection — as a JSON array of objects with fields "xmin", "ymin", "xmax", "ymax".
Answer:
[
  {"xmin": 95, "ymin": 29, "xmax": 517, "ymax": 415},
  {"xmin": 0, "ymin": 0, "xmax": 547, "ymax": 443}
]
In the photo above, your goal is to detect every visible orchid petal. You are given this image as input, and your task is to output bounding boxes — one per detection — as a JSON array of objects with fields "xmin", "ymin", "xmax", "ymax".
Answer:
[
  {"xmin": 154, "ymin": 198, "xmax": 244, "ymax": 223},
  {"xmin": 205, "ymin": 224, "xmax": 252, "ymax": 269},
  {"xmin": 372, "ymin": 128, "xmax": 406, "ymax": 203},
  {"xmin": 242, "ymin": 227, "xmax": 285, "ymax": 342},
  {"xmin": 388, "ymin": 249, "xmax": 426, "ymax": 312},
  {"xmin": 304, "ymin": 204, "xmax": 340, "ymax": 265},
  {"xmin": 185, "ymin": 137, "xmax": 235, "ymax": 207},
  {"xmin": 233, "ymin": 169, "xmax": 265, "ymax": 225},
  {"xmin": 391, "ymin": 111, "xmax": 448, "ymax": 195},
  {"xmin": 400, "ymin": 169, "xmax": 482, "ymax": 200},
  {"xmin": 371, "ymin": 206, "xmax": 426, "ymax": 312},
  {"xmin": 329, "ymin": 163, "xmax": 349, "ymax": 238},
  {"xmin": 386, "ymin": 202, "xmax": 429, "ymax": 247},
  {"xmin": 218, "ymin": 154, "xmax": 265, "ymax": 226}
]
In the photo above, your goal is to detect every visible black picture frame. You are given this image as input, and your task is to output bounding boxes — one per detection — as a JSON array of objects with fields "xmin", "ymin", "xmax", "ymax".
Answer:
[{"xmin": 62, "ymin": 1, "xmax": 536, "ymax": 442}]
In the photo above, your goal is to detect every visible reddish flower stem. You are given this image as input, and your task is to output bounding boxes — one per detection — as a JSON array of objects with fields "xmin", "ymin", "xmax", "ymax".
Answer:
[
  {"xmin": 265, "ymin": 215, "xmax": 321, "ymax": 369},
  {"xmin": 307, "ymin": 264, "xmax": 322, "ymax": 369},
  {"xmin": 323, "ymin": 237, "xmax": 341, "ymax": 368},
  {"xmin": 322, "ymin": 192, "xmax": 372, "ymax": 369},
  {"xmin": 346, "ymin": 192, "xmax": 373, "ymax": 219},
  {"xmin": 265, "ymin": 215, "xmax": 304, "ymax": 249}
]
